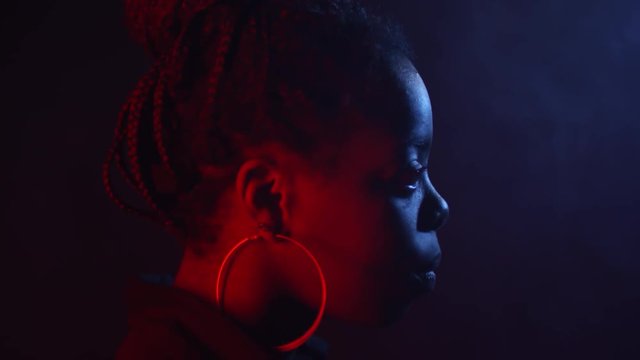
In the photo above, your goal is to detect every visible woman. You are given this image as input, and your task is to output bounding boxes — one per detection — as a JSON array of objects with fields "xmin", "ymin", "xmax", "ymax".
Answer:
[{"xmin": 104, "ymin": 0, "xmax": 450, "ymax": 358}]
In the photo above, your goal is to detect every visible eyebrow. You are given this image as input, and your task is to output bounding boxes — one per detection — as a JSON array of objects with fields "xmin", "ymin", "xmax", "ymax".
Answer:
[
  {"xmin": 407, "ymin": 139, "xmax": 431, "ymax": 159},
  {"xmin": 404, "ymin": 136, "xmax": 431, "ymax": 147}
]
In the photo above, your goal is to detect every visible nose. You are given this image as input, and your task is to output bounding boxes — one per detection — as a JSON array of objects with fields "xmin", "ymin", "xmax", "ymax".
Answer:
[{"xmin": 417, "ymin": 177, "xmax": 450, "ymax": 232}]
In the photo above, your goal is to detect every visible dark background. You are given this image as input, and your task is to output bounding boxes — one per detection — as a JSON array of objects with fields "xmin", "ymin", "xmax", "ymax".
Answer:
[{"xmin": 1, "ymin": 0, "xmax": 639, "ymax": 359}]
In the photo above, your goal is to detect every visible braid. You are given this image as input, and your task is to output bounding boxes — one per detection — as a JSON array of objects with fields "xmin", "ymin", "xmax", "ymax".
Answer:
[
  {"xmin": 125, "ymin": 64, "xmax": 179, "ymax": 232},
  {"xmin": 103, "ymin": 60, "xmax": 182, "ymax": 238},
  {"xmin": 102, "ymin": 78, "xmax": 158, "ymax": 222},
  {"xmin": 113, "ymin": 100, "xmax": 138, "ymax": 190},
  {"xmin": 205, "ymin": 18, "xmax": 234, "ymax": 127},
  {"xmin": 106, "ymin": 0, "xmax": 416, "ymax": 242},
  {"xmin": 152, "ymin": 62, "xmax": 175, "ymax": 180},
  {"xmin": 103, "ymin": 98, "xmax": 142, "ymax": 217},
  {"xmin": 104, "ymin": 2, "xmax": 242, "ymax": 240}
]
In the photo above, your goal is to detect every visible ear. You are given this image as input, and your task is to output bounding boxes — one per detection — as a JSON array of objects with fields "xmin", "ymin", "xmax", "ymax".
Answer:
[{"xmin": 235, "ymin": 159, "xmax": 287, "ymax": 234}]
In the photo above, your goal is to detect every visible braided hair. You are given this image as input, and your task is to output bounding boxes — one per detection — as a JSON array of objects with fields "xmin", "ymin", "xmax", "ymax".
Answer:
[{"xmin": 103, "ymin": 0, "xmax": 415, "ymax": 244}]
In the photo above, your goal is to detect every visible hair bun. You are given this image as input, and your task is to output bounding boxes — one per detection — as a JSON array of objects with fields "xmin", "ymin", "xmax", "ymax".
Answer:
[{"xmin": 124, "ymin": 0, "xmax": 221, "ymax": 58}]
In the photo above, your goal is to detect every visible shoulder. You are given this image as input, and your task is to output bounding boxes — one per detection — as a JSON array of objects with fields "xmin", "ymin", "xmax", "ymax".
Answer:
[
  {"xmin": 116, "ymin": 317, "xmax": 212, "ymax": 360},
  {"xmin": 116, "ymin": 276, "xmax": 277, "ymax": 359},
  {"xmin": 115, "ymin": 276, "xmax": 218, "ymax": 359}
]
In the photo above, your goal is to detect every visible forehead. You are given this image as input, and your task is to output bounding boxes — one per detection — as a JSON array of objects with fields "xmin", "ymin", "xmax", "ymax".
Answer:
[
  {"xmin": 356, "ymin": 58, "xmax": 433, "ymax": 150},
  {"xmin": 330, "ymin": 57, "xmax": 433, "ymax": 172},
  {"xmin": 375, "ymin": 55, "xmax": 433, "ymax": 144}
]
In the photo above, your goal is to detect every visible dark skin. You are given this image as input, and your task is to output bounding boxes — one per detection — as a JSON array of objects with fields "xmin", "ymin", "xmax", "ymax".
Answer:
[{"xmin": 174, "ymin": 54, "xmax": 450, "ymax": 349}]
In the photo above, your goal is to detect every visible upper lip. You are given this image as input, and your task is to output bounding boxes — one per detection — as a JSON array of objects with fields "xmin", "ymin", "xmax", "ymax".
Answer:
[{"xmin": 414, "ymin": 253, "xmax": 442, "ymax": 274}]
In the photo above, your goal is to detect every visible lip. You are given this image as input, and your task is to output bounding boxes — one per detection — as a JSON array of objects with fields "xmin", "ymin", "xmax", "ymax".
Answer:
[{"xmin": 408, "ymin": 270, "xmax": 437, "ymax": 296}]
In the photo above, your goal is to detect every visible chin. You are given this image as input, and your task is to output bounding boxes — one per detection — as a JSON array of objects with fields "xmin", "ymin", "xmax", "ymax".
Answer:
[
  {"xmin": 329, "ymin": 297, "xmax": 413, "ymax": 329},
  {"xmin": 376, "ymin": 301, "xmax": 414, "ymax": 327}
]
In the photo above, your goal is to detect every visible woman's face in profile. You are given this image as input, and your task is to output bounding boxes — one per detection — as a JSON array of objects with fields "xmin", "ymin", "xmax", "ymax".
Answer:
[{"xmin": 287, "ymin": 56, "xmax": 449, "ymax": 326}]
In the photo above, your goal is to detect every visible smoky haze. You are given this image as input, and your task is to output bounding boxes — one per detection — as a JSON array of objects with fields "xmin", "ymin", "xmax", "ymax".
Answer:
[{"xmin": 1, "ymin": 0, "xmax": 638, "ymax": 359}]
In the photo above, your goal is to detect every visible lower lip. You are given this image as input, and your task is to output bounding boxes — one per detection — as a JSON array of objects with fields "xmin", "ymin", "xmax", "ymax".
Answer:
[{"xmin": 408, "ymin": 271, "xmax": 437, "ymax": 296}]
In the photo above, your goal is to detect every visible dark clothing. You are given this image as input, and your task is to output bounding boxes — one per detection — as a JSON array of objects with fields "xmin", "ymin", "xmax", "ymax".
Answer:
[{"xmin": 116, "ymin": 275, "xmax": 328, "ymax": 360}]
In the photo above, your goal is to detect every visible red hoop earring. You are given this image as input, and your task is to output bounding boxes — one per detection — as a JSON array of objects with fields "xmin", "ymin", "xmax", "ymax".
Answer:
[{"xmin": 215, "ymin": 233, "xmax": 327, "ymax": 352}]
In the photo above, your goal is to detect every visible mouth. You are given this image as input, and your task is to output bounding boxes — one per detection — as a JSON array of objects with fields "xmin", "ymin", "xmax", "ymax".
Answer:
[
  {"xmin": 406, "ymin": 253, "xmax": 441, "ymax": 297},
  {"xmin": 408, "ymin": 270, "xmax": 437, "ymax": 296}
]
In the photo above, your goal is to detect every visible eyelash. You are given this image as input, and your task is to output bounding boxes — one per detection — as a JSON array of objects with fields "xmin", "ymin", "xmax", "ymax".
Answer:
[{"xmin": 398, "ymin": 164, "xmax": 427, "ymax": 193}]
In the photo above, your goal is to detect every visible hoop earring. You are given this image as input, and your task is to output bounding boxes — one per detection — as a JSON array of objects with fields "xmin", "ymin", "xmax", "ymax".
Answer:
[{"xmin": 215, "ymin": 231, "xmax": 327, "ymax": 352}]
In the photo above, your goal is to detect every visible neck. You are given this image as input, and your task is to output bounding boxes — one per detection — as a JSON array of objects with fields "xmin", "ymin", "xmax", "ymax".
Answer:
[{"xmin": 173, "ymin": 238, "xmax": 321, "ymax": 348}]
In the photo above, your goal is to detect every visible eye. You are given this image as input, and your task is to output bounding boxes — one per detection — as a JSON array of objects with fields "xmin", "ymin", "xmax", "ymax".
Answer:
[{"xmin": 396, "ymin": 163, "xmax": 427, "ymax": 193}]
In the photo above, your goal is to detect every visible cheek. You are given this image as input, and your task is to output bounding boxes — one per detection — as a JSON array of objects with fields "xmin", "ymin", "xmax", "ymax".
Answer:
[
  {"xmin": 290, "ymin": 174, "xmax": 424, "ymax": 323},
  {"xmin": 386, "ymin": 197, "xmax": 420, "ymax": 247},
  {"xmin": 290, "ymin": 174, "xmax": 397, "ymax": 272}
]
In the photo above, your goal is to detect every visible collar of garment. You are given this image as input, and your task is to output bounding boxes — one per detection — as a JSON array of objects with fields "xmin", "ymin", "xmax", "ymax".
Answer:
[{"xmin": 124, "ymin": 274, "xmax": 329, "ymax": 360}]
